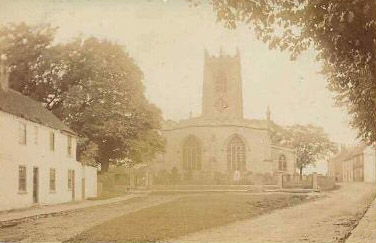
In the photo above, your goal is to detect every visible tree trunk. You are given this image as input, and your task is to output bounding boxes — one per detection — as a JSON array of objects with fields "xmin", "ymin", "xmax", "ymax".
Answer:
[
  {"xmin": 299, "ymin": 167, "xmax": 303, "ymax": 179},
  {"xmin": 101, "ymin": 160, "xmax": 110, "ymax": 173}
]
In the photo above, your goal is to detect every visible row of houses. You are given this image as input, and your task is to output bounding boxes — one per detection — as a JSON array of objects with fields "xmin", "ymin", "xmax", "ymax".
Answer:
[
  {"xmin": 0, "ymin": 64, "xmax": 97, "ymax": 211},
  {"xmin": 327, "ymin": 144, "xmax": 376, "ymax": 183}
]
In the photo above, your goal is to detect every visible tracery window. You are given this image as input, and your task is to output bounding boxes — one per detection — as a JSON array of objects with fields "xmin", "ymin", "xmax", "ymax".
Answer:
[
  {"xmin": 183, "ymin": 136, "xmax": 201, "ymax": 170},
  {"xmin": 227, "ymin": 136, "xmax": 246, "ymax": 171}
]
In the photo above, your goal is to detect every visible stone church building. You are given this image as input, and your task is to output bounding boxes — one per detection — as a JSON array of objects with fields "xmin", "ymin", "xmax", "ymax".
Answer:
[{"xmin": 152, "ymin": 50, "xmax": 296, "ymax": 184}]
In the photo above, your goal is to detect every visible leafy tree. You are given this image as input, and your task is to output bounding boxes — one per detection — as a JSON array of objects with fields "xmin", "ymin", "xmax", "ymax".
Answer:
[
  {"xmin": 0, "ymin": 22, "xmax": 59, "ymax": 107},
  {"xmin": 192, "ymin": 0, "xmax": 376, "ymax": 145},
  {"xmin": 0, "ymin": 23, "xmax": 165, "ymax": 172},
  {"xmin": 271, "ymin": 123, "xmax": 337, "ymax": 175},
  {"xmin": 56, "ymin": 37, "xmax": 166, "ymax": 172}
]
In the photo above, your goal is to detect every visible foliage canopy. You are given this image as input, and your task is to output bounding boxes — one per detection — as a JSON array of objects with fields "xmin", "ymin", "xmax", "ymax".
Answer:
[
  {"xmin": 193, "ymin": 0, "xmax": 376, "ymax": 145},
  {"xmin": 0, "ymin": 23, "xmax": 165, "ymax": 172}
]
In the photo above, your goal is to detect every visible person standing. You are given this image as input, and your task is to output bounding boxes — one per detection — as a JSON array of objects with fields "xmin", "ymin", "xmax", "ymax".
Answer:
[{"xmin": 233, "ymin": 169, "xmax": 241, "ymax": 185}]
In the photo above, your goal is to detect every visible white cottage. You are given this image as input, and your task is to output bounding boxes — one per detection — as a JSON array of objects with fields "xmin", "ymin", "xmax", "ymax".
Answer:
[{"xmin": 0, "ymin": 65, "xmax": 97, "ymax": 211}]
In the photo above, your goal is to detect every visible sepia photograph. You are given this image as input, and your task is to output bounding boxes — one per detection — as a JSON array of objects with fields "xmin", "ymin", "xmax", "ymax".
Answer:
[{"xmin": 0, "ymin": 0, "xmax": 375, "ymax": 242}]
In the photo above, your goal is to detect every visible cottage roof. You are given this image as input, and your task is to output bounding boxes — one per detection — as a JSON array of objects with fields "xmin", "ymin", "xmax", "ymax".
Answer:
[
  {"xmin": 343, "ymin": 144, "xmax": 367, "ymax": 160},
  {"xmin": 0, "ymin": 89, "xmax": 76, "ymax": 135},
  {"xmin": 331, "ymin": 144, "xmax": 368, "ymax": 163}
]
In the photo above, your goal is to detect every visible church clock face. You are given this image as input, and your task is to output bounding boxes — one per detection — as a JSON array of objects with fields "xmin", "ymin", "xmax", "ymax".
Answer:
[{"xmin": 215, "ymin": 98, "xmax": 229, "ymax": 112}]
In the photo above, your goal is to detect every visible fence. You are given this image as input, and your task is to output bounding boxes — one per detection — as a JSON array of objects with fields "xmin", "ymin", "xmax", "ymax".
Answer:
[
  {"xmin": 282, "ymin": 174, "xmax": 313, "ymax": 189},
  {"xmin": 279, "ymin": 173, "xmax": 336, "ymax": 190}
]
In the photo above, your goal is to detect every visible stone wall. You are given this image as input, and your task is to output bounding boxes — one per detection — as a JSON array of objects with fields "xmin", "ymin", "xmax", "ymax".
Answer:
[
  {"xmin": 317, "ymin": 175, "xmax": 336, "ymax": 190},
  {"xmin": 153, "ymin": 125, "xmax": 272, "ymax": 184},
  {"xmin": 281, "ymin": 174, "xmax": 336, "ymax": 190}
]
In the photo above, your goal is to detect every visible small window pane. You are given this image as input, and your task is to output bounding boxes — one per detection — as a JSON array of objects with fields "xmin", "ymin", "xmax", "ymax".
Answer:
[
  {"xmin": 50, "ymin": 169, "xmax": 56, "ymax": 191},
  {"xmin": 182, "ymin": 136, "xmax": 201, "ymax": 171},
  {"xmin": 227, "ymin": 136, "xmax": 246, "ymax": 171},
  {"xmin": 19, "ymin": 123, "xmax": 27, "ymax": 145},
  {"xmin": 18, "ymin": 166, "xmax": 27, "ymax": 192},
  {"xmin": 50, "ymin": 132, "xmax": 55, "ymax": 151},
  {"xmin": 67, "ymin": 136, "xmax": 72, "ymax": 156}
]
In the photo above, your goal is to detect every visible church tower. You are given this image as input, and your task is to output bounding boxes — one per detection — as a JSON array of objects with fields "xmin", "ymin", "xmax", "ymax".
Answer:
[{"xmin": 202, "ymin": 48, "xmax": 243, "ymax": 119}]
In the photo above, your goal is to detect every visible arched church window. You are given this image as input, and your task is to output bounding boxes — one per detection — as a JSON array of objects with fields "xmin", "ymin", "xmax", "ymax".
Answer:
[
  {"xmin": 183, "ymin": 136, "xmax": 201, "ymax": 171},
  {"xmin": 278, "ymin": 154, "xmax": 287, "ymax": 171},
  {"xmin": 227, "ymin": 136, "xmax": 246, "ymax": 171}
]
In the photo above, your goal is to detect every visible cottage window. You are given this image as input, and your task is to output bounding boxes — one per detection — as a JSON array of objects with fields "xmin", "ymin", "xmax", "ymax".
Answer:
[
  {"xmin": 183, "ymin": 136, "xmax": 201, "ymax": 170},
  {"xmin": 49, "ymin": 131, "xmax": 55, "ymax": 151},
  {"xmin": 19, "ymin": 122, "xmax": 27, "ymax": 145},
  {"xmin": 67, "ymin": 135, "xmax": 72, "ymax": 157},
  {"xmin": 227, "ymin": 136, "xmax": 246, "ymax": 171},
  {"xmin": 278, "ymin": 154, "xmax": 287, "ymax": 171},
  {"xmin": 33, "ymin": 126, "xmax": 38, "ymax": 144},
  {"xmin": 18, "ymin": 166, "xmax": 27, "ymax": 192},
  {"xmin": 50, "ymin": 169, "xmax": 56, "ymax": 192},
  {"xmin": 68, "ymin": 170, "xmax": 74, "ymax": 190}
]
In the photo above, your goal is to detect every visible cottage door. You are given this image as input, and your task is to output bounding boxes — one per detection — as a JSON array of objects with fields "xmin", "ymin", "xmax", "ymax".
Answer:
[
  {"xmin": 81, "ymin": 178, "xmax": 86, "ymax": 200},
  {"xmin": 33, "ymin": 167, "xmax": 39, "ymax": 203}
]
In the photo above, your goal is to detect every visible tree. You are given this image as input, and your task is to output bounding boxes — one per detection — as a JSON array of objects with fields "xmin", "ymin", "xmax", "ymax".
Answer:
[
  {"xmin": 56, "ymin": 37, "xmax": 166, "ymax": 172},
  {"xmin": 0, "ymin": 23, "xmax": 165, "ymax": 172},
  {"xmin": 0, "ymin": 22, "xmax": 59, "ymax": 107},
  {"xmin": 271, "ymin": 123, "xmax": 337, "ymax": 175},
  {"xmin": 192, "ymin": 0, "xmax": 376, "ymax": 145}
]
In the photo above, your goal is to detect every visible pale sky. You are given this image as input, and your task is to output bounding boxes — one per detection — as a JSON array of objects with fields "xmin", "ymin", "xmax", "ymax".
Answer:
[{"xmin": 0, "ymin": 0, "xmax": 359, "ymax": 147}]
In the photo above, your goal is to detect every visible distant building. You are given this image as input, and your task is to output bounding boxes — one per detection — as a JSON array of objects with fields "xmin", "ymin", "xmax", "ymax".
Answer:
[
  {"xmin": 152, "ymin": 50, "xmax": 297, "ymax": 184},
  {"xmin": 328, "ymin": 144, "xmax": 376, "ymax": 183},
  {"xmin": 0, "ymin": 64, "xmax": 97, "ymax": 211}
]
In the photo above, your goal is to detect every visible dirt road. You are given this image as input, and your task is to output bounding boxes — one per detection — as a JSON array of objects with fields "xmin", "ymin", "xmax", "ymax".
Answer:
[
  {"xmin": 176, "ymin": 183, "xmax": 375, "ymax": 242},
  {"xmin": 0, "ymin": 194, "xmax": 182, "ymax": 242}
]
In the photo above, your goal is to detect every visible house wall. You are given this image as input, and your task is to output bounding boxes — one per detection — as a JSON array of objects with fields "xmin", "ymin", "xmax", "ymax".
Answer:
[
  {"xmin": 334, "ymin": 158, "xmax": 343, "ymax": 182},
  {"xmin": 363, "ymin": 147, "xmax": 376, "ymax": 183},
  {"xmin": 341, "ymin": 147, "xmax": 375, "ymax": 183},
  {"xmin": 343, "ymin": 159, "xmax": 354, "ymax": 182},
  {"xmin": 0, "ymin": 111, "xmax": 96, "ymax": 211},
  {"xmin": 82, "ymin": 166, "xmax": 98, "ymax": 198},
  {"xmin": 328, "ymin": 158, "xmax": 344, "ymax": 182}
]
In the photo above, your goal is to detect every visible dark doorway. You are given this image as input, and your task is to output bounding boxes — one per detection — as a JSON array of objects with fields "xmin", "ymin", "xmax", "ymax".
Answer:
[
  {"xmin": 81, "ymin": 178, "xmax": 85, "ymax": 200},
  {"xmin": 33, "ymin": 167, "xmax": 39, "ymax": 203}
]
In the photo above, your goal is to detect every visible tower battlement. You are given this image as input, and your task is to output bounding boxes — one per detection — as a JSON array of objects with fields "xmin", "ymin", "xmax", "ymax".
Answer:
[{"xmin": 204, "ymin": 48, "xmax": 240, "ymax": 61}]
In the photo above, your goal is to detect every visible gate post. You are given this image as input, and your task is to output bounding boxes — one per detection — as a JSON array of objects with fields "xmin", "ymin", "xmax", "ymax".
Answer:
[
  {"xmin": 312, "ymin": 172, "xmax": 318, "ymax": 190},
  {"xmin": 278, "ymin": 172, "xmax": 283, "ymax": 189}
]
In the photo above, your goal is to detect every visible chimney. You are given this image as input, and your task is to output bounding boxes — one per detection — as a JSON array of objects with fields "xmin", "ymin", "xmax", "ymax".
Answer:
[
  {"xmin": 1, "ymin": 55, "xmax": 9, "ymax": 92},
  {"xmin": 236, "ymin": 46, "xmax": 240, "ymax": 60},
  {"xmin": 266, "ymin": 105, "xmax": 271, "ymax": 133},
  {"xmin": 204, "ymin": 48, "xmax": 209, "ymax": 61},
  {"xmin": 266, "ymin": 105, "xmax": 271, "ymax": 121}
]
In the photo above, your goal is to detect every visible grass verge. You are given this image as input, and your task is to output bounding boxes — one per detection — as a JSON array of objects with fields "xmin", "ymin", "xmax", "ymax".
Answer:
[{"xmin": 70, "ymin": 192, "xmax": 314, "ymax": 242}]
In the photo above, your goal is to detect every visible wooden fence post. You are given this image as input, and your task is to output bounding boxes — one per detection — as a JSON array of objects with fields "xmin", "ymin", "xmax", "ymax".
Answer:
[{"xmin": 312, "ymin": 172, "xmax": 318, "ymax": 190}]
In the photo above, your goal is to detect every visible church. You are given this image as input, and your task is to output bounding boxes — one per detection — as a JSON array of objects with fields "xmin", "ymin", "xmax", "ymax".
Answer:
[{"xmin": 152, "ymin": 50, "xmax": 297, "ymax": 184}]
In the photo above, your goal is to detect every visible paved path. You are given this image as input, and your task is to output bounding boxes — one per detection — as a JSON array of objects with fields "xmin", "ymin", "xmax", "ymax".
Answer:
[
  {"xmin": 176, "ymin": 183, "xmax": 375, "ymax": 242},
  {"xmin": 0, "ymin": 193, "xmax": 145, "ymax": 223},
  {"xmin": 0, "ymin": 194, "xmax": 182, "ymax": 242},
  {"xmin": 346, "ymin": 198, "xmax": 376, "ymax": 243}
]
